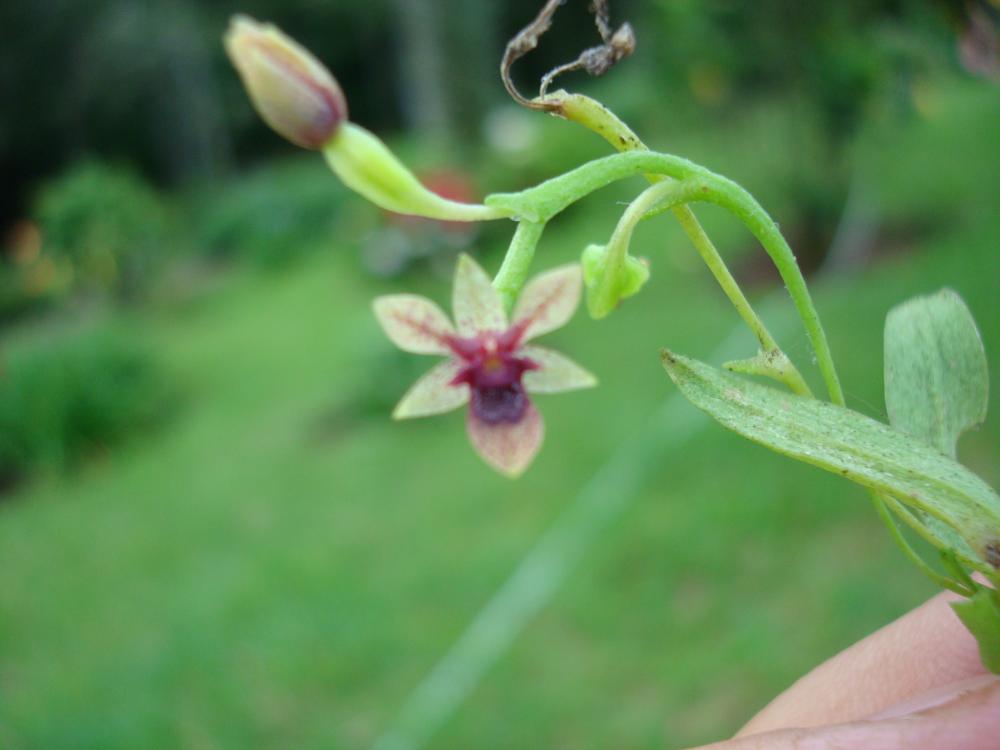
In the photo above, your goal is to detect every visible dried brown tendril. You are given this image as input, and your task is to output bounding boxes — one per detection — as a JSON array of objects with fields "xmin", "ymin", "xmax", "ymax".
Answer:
[{"xmin": 501, "ymin": 0, "xmax": 636, "ymax": 113}]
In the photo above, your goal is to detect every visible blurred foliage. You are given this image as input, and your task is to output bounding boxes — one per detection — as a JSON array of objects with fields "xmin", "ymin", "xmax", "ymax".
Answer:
[
  {"xmin": 0, "ymin": 322, "xmax": 169, "ymax": 489},
  {"xmin": 32, "ymin": 161, "xmax": 173, "ymax": 303},
  {"xmin": 640, "ymin": 0, "xmax": 966, "ymax": 265},
  {"xmin": 649, "ymin": 0, "xmax": 953, "ymax": 132},
  {"xmin": 187, "ymin": 159, "xmax": 348, "ymax": 267}
]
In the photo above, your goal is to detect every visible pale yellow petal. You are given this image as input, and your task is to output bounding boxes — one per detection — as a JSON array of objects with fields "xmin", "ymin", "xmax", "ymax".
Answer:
[
  {"xmin": 452, "ymin": 254, "xmax": 506, "ymax": 336},
  {"xmin": 466, "ymin": 401, "xmax": 543, "ymax": 478},
  {"xmin": 373, "ymin": 295, "xmax": 455, "ymax": 355},
  {"xmin": 393, "ymin": 359, "xmax": 469, "ymax": 419},
  {"xmin": 521, "ymin": 345, "xmax": 597, "ymax": 393},
  {"xmin": 512, "ymin": 264, "xmax": 582, "ymax": 341}
]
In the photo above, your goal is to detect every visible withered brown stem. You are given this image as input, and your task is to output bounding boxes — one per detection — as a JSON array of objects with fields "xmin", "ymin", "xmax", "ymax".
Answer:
[{"xmin": 501, "ymin": 0, "xmax": 635, "ymax": 112}]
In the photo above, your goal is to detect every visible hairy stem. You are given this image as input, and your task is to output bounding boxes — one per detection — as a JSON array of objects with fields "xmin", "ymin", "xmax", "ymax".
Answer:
[{"xmin": 493, "ymin": 219, "xmax": 546, "ymax": 310}]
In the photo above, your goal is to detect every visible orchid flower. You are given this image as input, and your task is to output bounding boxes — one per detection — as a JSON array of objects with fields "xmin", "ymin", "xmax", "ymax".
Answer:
[{"xmin": 374, "ymin": 255, "xmax": 596, "ymax": 477}]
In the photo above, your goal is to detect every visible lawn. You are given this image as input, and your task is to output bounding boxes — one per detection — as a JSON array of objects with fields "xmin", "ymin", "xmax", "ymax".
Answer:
[{"xmin": 1, "ymin": 80, "xmax": 998, "ymax": 749}]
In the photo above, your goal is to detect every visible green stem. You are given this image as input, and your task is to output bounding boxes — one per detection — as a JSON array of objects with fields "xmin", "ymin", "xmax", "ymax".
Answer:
[
  {"xmin": 487, "ymin": 151, "xmax": 845, "ymax": 405},
  {"xmin": 324, "ymin": 123, "xmax": 513, "ymax": 222},
  {"xmin": 597, "ymin": 181, "xmax": 699, "ymax": 301},
  {"xmin": 596, "ymin": 180, "xmax": 812, "ymax": 397},
  {"xmin": 701, "ymin": 177, "xmax": 845, "ymax": 406},
  {"xmin": 882, "ymin": 493, "xmax": 996, "ymax": 579},
  {"xmin": 672, "ymin": 205, "xmax": 770, "ymax": 349},
  {"xmin": 669, "ymin": 205, "xmax": 811, "ymax": 397},
  {"xmin": 493, "ymin": 220, "xmax": 546, "ymax": 310},
  {"xmin": 871, "ymin": 492, "xmax": 973, "ymax": 596},
  {"xmin": 486, "ymin": 151, "xmax": 704, "ymax": 221},
  {"xmin": 548, "ymin": 92, "xmax": 810, "ymax": 396},
  {"xmin": 940, "ymin": 549, "xmax": 980, "ymax": 593}
]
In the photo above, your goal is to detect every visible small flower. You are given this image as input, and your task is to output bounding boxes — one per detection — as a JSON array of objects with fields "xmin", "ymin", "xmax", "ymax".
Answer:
[
  {"xmin": 225, "ymin": 15, "xmax": 347, "ymax": 149},
  {"xmin": 374, "ymin": 255, "xmax": 596, "ymax": 477}
]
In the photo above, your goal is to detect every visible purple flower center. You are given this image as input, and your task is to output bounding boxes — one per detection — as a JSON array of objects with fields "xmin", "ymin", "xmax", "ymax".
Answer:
[
  {"xmin": 470, "ymin": 382, "xmax": 529, "ymax": 424},
  {"xmin": 448, "ymin": 331, "xmax": 537, "ymax": 424}
]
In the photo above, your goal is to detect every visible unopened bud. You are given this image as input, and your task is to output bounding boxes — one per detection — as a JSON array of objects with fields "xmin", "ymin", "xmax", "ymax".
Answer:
[
  {"xmin": 225, "ymin": 15, "xmax": 347, "ymax": 149},
  {"xmin": 582, "ymin": 243, "xmax": 649, "ymax": 319}
]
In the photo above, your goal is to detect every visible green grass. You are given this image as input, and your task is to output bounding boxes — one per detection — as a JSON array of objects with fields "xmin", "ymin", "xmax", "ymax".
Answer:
[{"xmin": 2, "ymin": 80, "xmax": 999, "ymax": 749}]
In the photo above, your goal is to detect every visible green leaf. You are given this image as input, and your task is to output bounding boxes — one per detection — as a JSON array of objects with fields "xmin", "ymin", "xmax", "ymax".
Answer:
[
  {"xmin": 883, "ymin": 290, "xmax": 990, "ymax": 567},
  {"xmin": 952, "ymin": 588, "xmax": 1000, "ymax": 674},
  {"xmin": 884, "ymin": 289, "xmax": 988, "ymax": 459},
  {"xmin": 661, "ymin": 350, "xmax": 1000, "ymax": 570}
]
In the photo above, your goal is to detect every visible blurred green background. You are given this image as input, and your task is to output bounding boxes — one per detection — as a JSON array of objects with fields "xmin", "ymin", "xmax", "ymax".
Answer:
[{"xmin": 1, "ymin": 0, "xmax": 999, "ymax": 748}]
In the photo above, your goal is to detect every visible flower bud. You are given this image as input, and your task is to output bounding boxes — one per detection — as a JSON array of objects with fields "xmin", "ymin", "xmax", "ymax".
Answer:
[
  {"xmin": 581, "ymin": 243, "xmax": 649, "ymax": 319},
  {"xmin": 225, "ymin": 15, "xmax": 347, "ymax": 150}
]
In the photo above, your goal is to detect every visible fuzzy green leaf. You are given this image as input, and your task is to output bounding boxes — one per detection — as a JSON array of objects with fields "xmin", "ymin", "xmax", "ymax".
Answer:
[
  {"xmin": 884, "ymin": 289, "xmax": 988, "ymax": 459},
  {"xmin": 883, "ymin": 290, "xmax": 990, "ymax": 567},
  {"xmin": 661, "ymin": 350, "xmax": 1000, "ymax": 569}
]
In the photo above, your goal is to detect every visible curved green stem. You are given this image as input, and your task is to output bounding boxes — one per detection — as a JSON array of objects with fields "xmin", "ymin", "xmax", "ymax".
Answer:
[
  {"xmin": 493, "ymin": 220, "xmax": 546, "ymax": 310},
  {"xmin": 699, "ymin": 177, "xmax": 845, "ymax": 406},
  {"xmin": 872, "ymin": 492, "xmax": 974, "ymax": 596},
  {"xmin": 599, "ymin": 180, "xmax": 702, "ymax": 295},
  {"xmin": 881, "ymin": 492, "xmax": 996, "ymax": 579},
  {"xmin": 586, "ymin": 179, "xmax": 697, "ymax": 317},
  {"xmin": 547, "ymin": 92, "xmax": 810, "ymax": 396},
  {"xmin": 486, "ymin": 150, "xmax": 704, "ymax": 222},
  {"xmin": 488, "ymin": 151, "xmax": 844, "ymax": 405},
  {"xmin": 593, "ymin": 179, "xmax": 811, "ymax": 396},
  {"xmin": 669, "ymin": 203, "xmax": 811, "ymax": 397},
  {"xmin": 324, "ymin": 123, "xmax": 513, "ymax": 222}
]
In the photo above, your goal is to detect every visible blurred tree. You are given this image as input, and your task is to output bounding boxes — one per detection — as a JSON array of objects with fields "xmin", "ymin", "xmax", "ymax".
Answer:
[
  {"xmin": 33, "ymin": 160, "xmax": 172, "ymax": 303},
  {"xmin": 392, "ymin": 0, "xmax": 453, "ymax": 141},
  {"xmin": 0, "ymin": 0, "xmax": 229, "ymax": 227}
]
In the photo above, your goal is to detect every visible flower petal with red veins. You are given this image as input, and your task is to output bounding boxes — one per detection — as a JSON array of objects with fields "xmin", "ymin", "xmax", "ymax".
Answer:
[
  {"xmin": 373, "ymin": 294, "xmax": 456, "ymax": 355},
  {"xmin": 512, "ymin": 264, "xmax": 582, "ymax": 341},
  {"xmin": 521, "ymin": 345, "xmax": 597, "ymax": 393},
  {"xmin": 453, "ymin": 254, "xmax": 506, "ymax": 336},
  {"xmin": 393, "ymin": 359, "xmax": 469, "ymax": 419},
  {"xmin": 466, "ymin": 400, "xmax": 544, "ymax": 478}
]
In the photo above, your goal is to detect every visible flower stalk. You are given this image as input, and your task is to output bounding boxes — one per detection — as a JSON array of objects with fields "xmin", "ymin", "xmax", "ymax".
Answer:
[{"xmin": 323, "ymin": 124, "xmax": 511, "ymax": 222}]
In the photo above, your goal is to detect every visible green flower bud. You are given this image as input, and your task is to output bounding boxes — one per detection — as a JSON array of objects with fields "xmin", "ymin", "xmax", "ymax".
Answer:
[
  {"xmin": 581, "ymin": 243, "xmax": 650, "ymax": 319},
  {"xmin": 225, "ymin": 15, "xmax": 347, "ymax": 150}
]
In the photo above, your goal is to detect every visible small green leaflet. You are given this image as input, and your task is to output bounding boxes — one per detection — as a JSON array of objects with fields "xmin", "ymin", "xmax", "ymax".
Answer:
[
  {"xmin": 661, "ymin": 350, "xmax": 1000, "ymax": 568},
  {"xmin": 884, "ymin": 289, "xmax": 988, "ymax": 459}
]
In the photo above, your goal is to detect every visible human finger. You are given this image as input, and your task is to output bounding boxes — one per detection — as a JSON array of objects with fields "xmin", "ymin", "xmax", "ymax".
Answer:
[
  {"xmin": 737, "ymin": 589, "xmax": 986, "ymax": 736},
  {"xmin": 686, "ymin": 675, "xmax": 1000, "ymax": 750}
]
